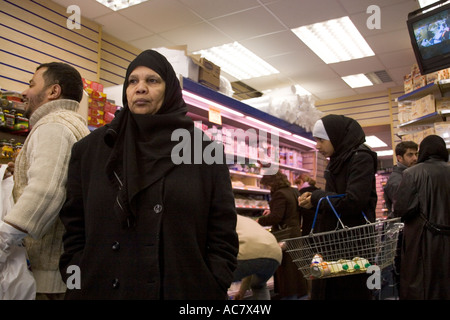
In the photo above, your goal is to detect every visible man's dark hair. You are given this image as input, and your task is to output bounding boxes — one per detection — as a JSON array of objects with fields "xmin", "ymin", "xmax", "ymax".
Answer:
[
  {"xmin": 37, "ymin": 62, "xmax": 83, "ymax": 102},
  {"xmin": 395, "ymin": 141, "xmax": 418, "ymax": 157}
]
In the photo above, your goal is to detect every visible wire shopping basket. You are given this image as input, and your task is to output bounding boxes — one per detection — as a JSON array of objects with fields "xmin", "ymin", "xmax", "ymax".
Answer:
[{"xmin": 285, "ymin": 195, "xmax": 402, "ymax": 279}]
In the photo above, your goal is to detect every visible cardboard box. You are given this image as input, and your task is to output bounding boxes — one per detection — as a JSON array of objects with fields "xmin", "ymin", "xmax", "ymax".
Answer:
[
  {"xmin": 398, "ymin": 102, "xmax": 413, "ymax": 124},
  {"xmin": 153, "ymin": 46, "xmax": 199, "ymax": 81},
  {"xmin": 434, "ymin": 122, "xmax": 450, "ymax": 143},
  {"xmin": 413, "ymin": 74, "xmax": 426, "ymax": 91},
  {"xmin": 416, "ymin": 94, "xmax": 436, "ymax": 118},
  {"xmin": 436, "ymin": 97, "xmax": 450, "ymax": 112},
  {"xmin": 426, "ymin": 71, "xmax": 439, "ymax": 84},
  {"xmin": 404, "ymin": 73, "xmax": 413, "ymax": 93},
  {"xmin": 153, "ymin": 46, "xmax": 221, "ymax": 90},
  {"xmin": 438, "ymin": 68, "xmax": 450, "ymax": 80},
  {"xmin": 191, "ymin": 55, "xmax": 221, "ymax": 91}
]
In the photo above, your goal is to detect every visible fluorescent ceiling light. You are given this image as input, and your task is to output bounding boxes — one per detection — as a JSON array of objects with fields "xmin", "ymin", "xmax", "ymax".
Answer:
[
  {"xmin": 194, "ymin": 42, "xmax": 279, "ymax": 81},
  {"xmin": 365, "ymin": 135, "xmax": 388, "ymax": 148},
  {"xmin": 342, "ymin": 73, "xmax": 373, "ymax": 88},
  {"xmin": 96, "ymin": 0, "xmax": 148, "ymax": 11},
  {"xmin": 376, "ymin": 150, "xmax": 393, "ymax": 157},
  {"xmin": 291, "ymin": 16, "xmax": 375, "ymax": 64}
]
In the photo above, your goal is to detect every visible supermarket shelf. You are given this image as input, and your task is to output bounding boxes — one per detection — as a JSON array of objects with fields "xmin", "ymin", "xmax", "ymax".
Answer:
[
  {"xmin": 232, "ymin": 186, "xmax": 270, "ymax": 194},
  {"xmin": 397, "ymin": 79, "xmax": 450, "ymax": 102},
  {"xmin": 181, "ymin": 77, "xmax": 315, "ymax": 141},
  {"xmin": 397, "ymin": 109, "xmax": 449, "ymax": 128}
]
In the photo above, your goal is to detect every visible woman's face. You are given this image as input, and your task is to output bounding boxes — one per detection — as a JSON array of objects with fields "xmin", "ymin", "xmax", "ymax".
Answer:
[
  {"xmin": 126, "ymin": 66, "xmax": 166, "ymax": 115},
  {"xmin": 315, "ymin": 138, "xmax": 335, "ymax": 158}
]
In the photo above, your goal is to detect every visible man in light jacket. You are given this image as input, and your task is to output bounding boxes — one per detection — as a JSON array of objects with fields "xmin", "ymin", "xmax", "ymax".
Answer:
[{"xmin": 0, "ymin": 62, "xmax": 90, "ymax": 299}]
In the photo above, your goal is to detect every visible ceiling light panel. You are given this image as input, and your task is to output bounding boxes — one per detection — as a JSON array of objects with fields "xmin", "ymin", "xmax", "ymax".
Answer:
[
  {"xmin": 194, "ymin": 42, "xmax": 279, "ymax": 81},
  {"xmin": 291, "ymin": 16, "xmax": 375, "ymax": 64},
  {"xmin": 342, "ymin": 74, "xmax": 373, "ymax": 88},
  {"xmin": 96, "ymin": 0, "xmax": 149, "ymax": 11},
  {"xmin": 365, "ymin": 135, "xmax": 388, "ymax": 148}
]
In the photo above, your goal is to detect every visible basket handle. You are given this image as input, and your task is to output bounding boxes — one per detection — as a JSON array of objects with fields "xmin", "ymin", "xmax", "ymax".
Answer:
[{"xmin": 309, "ymin": 194, "xmax": 370, "ymax": 234}]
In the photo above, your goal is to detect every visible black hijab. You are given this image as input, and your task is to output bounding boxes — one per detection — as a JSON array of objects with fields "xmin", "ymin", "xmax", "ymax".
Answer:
[
  {"xmin": 321, "ymin": 114, "xmax": 371, "ymax": 174},
  {"xmin": 418, "ymin": 134, "xmax": 448, "ymax": 163},
  {"xmin": 105, "ymin": 50, "xmax": 195, "ymax": 227}
]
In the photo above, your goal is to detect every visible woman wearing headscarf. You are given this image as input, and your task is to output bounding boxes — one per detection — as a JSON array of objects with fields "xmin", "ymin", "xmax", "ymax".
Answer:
[
  {"xmin": 59, "ymin": 50, "xmax": 238, "ymax": 299},
  {"xmin": 394, "ymin": 135, "xmax": 450, "ymax": 300},
  {"xmin": 257, "ymin": 172, "xmax": 307, "ymax": 299},
  {"xmin": 299, "ymin": 114, "xmax": 377, "ymax": 300}
]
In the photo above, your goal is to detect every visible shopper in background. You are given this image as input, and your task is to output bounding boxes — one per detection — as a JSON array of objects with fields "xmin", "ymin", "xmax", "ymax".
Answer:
[
  {"xmin": 299, "ymin": 114, "xmax": 377, "ymax": 300},
  {"xmin": 383, "ymin": 140, "xmax": 418, "ymax": 296},
  {"xmin": 232, "ymin": 214, "xmax": 282, "ymax": 300},
  {"xmin": 394, "ymin": 134, "xmax": 450, "ymax": 300},
  {"xmin": 0, "ymin": 62, "xmax": 90, "ymax": 299},
  {"xmin": 384, "ymin": 141, "xmax": 418, "ymax": 217},
  {"xmin": 257, "ymin": 171, "xmax": 307, "ymax": 299},
  {"xmin": 59, "ymin": 50, "xmax": 238, "ymax": 299}
]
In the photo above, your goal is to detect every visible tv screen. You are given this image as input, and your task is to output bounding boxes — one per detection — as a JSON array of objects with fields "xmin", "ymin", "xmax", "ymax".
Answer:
[{"xmin": 407, "ymin": 2, "xmax": 450, "ymax": 75}]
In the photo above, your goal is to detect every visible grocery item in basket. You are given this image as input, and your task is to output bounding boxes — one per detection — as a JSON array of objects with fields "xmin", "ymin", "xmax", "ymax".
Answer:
[
  {"xmin": 327, "ymin": 261, "xmax": 344, "ymax": 274},
  {"xmin": 310, "ymin": 262, "xmax": 331, "ymax": 278},
  {"xmin": 352, "ymin": 257, "xmax": 371, "ymax": 271},
  {"xmin": 311, "ymin": 254, "xmax": 323, "ymax": 264},
  {"xmin": 339, "ymin": 259, "xmax": 356, "ymax": 273}
]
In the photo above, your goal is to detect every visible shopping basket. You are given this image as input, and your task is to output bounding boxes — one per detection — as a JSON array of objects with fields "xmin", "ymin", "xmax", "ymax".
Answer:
[
  {"xmin": 271, "ymin": 227, "xmax": 295, "ymax": 242},
  {"xmin": 285, "ymin": 194, "xmax": 402, "ymax": 279}
]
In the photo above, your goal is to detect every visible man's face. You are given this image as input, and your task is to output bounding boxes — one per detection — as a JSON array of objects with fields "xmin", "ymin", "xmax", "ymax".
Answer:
[
  {"xmin": 22, "ymin": 67, "xmax": 52, "ymax": 118},
  {"xmin": 397, "ymin": 148, "xmax": 418, "ymax": 167}
]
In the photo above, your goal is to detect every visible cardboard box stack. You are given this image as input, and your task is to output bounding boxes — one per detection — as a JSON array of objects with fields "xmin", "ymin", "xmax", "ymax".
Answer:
[
  {"xmin": 403, "ymin": 63, "xmax": 450, "ymax": 94},
  {"xmin": 153, "ymin": 46, "xmax": 221, "ymax": 91},
  {"xmin": 83, "ymin": 79, "xmax": 117, "ymax": 128}
]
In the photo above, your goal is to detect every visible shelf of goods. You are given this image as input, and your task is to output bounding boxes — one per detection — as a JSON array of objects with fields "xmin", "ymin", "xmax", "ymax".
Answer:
[
  {"xmin": 181, "ymin": 77, "xmax": 317, "ymax": 215},
  {"xmin": 396, "ymin": 79, "xmax": 450, "ymax": 149},
  {"xmin": 0, "ymin": 93, "xmax": 28, "ymax": 164}
]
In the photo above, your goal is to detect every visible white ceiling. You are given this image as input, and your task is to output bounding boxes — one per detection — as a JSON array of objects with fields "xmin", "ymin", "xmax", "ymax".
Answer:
[{"xmin": 51, "ymin": 0, "xmax": 422, "ymax": 101}]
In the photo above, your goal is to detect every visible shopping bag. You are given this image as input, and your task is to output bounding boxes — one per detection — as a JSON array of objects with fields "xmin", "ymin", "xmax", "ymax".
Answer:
[{"xmin": 0, "ymin": 164, "xmax": 36, "ymax": 300}]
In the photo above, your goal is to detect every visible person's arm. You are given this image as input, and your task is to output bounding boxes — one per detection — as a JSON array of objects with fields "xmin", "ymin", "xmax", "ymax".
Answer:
[
  {"xmin": 58, "ymin": 141, "xmax": 86, "ymax": 283},
  {"xmin": 257, "ymin": 191, "xmax": 286, "ymax": 226},
  {"xmin": 4, "ymin": 123, "xmax": 77, "ymax": 239},
  {"xmin": 207, "ymin": 162, "xmax": 239, "ymax": 293}
]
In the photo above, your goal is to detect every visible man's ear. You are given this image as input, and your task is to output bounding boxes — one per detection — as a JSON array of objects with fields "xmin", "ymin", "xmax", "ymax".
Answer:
[{"xmin": 48, "ymin": 83, "xmax": 62, "ymax": 100}]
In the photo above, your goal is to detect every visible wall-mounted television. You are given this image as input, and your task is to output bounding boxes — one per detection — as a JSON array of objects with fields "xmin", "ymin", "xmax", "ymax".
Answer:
[{"xmin": 407, "ymin": 1, "xmax": 450, "ymax": 75}]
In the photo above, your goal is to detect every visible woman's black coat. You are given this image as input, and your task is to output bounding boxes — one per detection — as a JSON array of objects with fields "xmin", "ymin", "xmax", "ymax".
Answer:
[{"xmin": 59, "ymin": 126, "xmax": 238, "ymax": 299}]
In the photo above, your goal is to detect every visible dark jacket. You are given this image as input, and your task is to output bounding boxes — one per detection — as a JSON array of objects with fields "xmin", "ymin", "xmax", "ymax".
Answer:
[
  {"xmin": 311, "ymin": 144, "xmax": 377, "ymax": 232},
  {"xmin": 394, "ymin": 155, "xmax": 450, "ymax": 300},
  {"xmin": 59, "ymin": 125, "xmax": 238, "ymax": 299},
  {"xmin": 383, "ymin": 163, "xmax": 407, "ymax": 217},
  {"xmin": 258, "ymin": 186, "xmax": 302, "ymax": 239}
]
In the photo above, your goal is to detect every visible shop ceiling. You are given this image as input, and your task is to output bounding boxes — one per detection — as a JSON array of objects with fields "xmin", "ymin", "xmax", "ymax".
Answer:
[{"xmin": 52, "ymin": 0, "xmax": 420, "ymax": 101}]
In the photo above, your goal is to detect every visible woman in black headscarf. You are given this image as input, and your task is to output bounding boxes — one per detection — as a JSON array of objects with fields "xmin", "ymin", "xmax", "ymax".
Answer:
[
  {"xmin": 59, "ymin": 50, "xmax": 238, "ymax": 300},
  {"xmin": 299, "ymin": 114, "xmax": 378, "ymax": 300},
  {"xmin": 394, "ymin": 135, "xmax": 450, "ymax": 300}
]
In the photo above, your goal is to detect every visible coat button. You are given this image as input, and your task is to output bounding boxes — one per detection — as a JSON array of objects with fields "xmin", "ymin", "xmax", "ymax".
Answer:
[
  {"xmin": 112, "ymin": 278, "xmax": 120, "ymax": 289},
  {"xmin": 112, "ymin": 241, "xmax": 120, "ymax": 251},
  {"xmin": 153, "ymin": 204, "xmax": 163, "ymax": 213}
]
